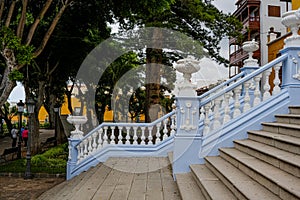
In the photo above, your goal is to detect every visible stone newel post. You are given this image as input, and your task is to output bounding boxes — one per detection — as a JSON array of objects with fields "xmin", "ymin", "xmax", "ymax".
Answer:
[
  {"xmin": 241, "ymin": 40, "xmax": 259, "ymax": 103},
  {"xmin": 280, "ymin": 8, "xmax": 300, "ymax": 104},
  {"xmin": 66, "ymin": 115, "xmax": 87, "ymax": 180},
  {"xmin": 173, "ymin": 57, "xmax": 202, "ymax": 178}
]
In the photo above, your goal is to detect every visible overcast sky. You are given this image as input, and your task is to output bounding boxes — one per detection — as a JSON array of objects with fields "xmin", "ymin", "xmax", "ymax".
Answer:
[{"xmin": 213, "ymin": 0, "xmax": 236, "ymax": 14}]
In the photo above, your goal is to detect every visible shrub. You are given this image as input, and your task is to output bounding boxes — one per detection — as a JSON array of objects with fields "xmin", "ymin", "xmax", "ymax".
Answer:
[{"xmin": 0, "ymin": 143, "xmax": 68, "ymax": 174}]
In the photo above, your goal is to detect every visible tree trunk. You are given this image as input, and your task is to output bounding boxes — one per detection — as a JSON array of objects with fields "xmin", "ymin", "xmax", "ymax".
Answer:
[
  {"xmin": 0, "ymin": 51, "xmax": 17, "ymax": 107},
  {"xmin": 145, "ymin": 28, "xmax": 163, "ymax": 122},
  {"xmin": 30, "ymin": 112, "xmax": 40, "ymax": 154}
]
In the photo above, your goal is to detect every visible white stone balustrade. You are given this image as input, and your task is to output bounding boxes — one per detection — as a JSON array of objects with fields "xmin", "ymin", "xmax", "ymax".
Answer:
[
  {"xmin": 197, "ymin": 40, "xmax": 285, "ymax": 137},
  {"xmin": 74, "ymin": 113, "xmax": 176, "ymax": 163}
]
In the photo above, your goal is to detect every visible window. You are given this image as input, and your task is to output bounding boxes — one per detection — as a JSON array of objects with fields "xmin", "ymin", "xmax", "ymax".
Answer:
[{"xmin": 268, "ymin": 5, "xmax": 281, "ymax": 17}]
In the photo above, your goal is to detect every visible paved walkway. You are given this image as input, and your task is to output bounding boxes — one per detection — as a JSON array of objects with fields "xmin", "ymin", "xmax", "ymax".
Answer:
[{"xmin": 38, "ymin": 157, "xmax": 181, "ymax": 200}]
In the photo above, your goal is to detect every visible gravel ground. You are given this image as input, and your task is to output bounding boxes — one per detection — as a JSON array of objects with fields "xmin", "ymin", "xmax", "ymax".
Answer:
[{"xmin": 0, "ymin": 176, "xmax": 65, "ymax": 200}]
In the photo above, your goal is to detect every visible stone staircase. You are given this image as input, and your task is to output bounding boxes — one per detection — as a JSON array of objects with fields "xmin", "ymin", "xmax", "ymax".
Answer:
[{"xmin": 176, "ymin": 106, "xmax": 300, "ymax": 200}]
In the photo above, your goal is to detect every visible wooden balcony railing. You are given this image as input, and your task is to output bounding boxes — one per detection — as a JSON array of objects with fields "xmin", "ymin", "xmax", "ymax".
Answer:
[{"xmin": 230, "ymin": 48, "xmax": 248, "ymax": 64}]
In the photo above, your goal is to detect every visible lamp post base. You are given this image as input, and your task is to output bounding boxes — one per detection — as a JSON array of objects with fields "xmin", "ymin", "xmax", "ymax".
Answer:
[{"xmin": 24, "ymin": 153, "xmax": 33, "ymax": 179}]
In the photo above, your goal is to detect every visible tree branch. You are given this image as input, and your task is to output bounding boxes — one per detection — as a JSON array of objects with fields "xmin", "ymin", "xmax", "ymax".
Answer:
[
  {"xmin": 25, "ymin": 0, "xmax": 53, "ymax": 45},
  {"xmin": 17, "ymin": 0, "xmax": 28, "ymax": 39},
  {"xmin": 5, "ymin": 0, "xmax": 17, "ymax": 27},
  {"xmin": 33, "ymin": 0, "xmax": 72, "ymax": 57},
  {"xmin": 0, "ymin": 0, "xmax": 5, "ymax": 22},
  {"xmin": 49, "ymin": 61, "xmax": 60, "ymax": 75}
]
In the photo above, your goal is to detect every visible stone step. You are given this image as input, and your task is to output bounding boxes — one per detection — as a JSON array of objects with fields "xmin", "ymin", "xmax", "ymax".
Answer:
[
  {"xmin": 176, "ymin": 173, "xmax": 206, "ymax": 200},
  {"xmin": 275, "ymin": 114, "xmax": 300, "ymax": 125},
  {"xmin": 248, "ymin": 130, "xmax": 300, "ymax": 155},
  {"xmin": 190, "ymin": 164, "xmax": 236, "ymax": 200},
  {"xmin": 262, "ymin": 122, "xmax": 300, "ymax": 138},
  {"xmin": 234, "ymin": 139, "xmax": 300, "ymax": 177},
  {"xmin": 205, "ymin": 156, "xmax": 281, "ymax": 200},
  {"xmin": 289, "ymin": 106, "xmax": 300, "ymax": 115},
  {"xmin": 220, "ymin": 148, "xmax": 300, "ymax": 199}
]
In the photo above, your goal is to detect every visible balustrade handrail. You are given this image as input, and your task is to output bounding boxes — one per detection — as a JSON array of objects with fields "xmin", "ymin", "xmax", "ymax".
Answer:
[
  {"xmin": 198, "ymin": 53, "xmax": 288, "ymax": 106},
  {"xmin": 74, "ymin": 110, "xmax": 177, "ymax": 147},
  {"xmin": 198, "ymin": 71, "xmax": 245, "ymax": 100}
]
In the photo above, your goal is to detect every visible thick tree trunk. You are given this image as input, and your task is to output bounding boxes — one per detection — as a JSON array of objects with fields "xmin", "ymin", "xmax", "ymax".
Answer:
[
  {"xmin": 0, "ymin": 50, "xmax": 17, "ymax": 107},
  {"xmin": 145, "ymin": 28, "xmax": 163, "ymax": 122},
  {"xmin": 29, "ymin": 112, "xmax": 40, "ymax": 154}
]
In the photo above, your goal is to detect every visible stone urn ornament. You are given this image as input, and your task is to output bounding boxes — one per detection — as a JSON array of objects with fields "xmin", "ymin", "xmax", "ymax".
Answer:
[
  {"xmin": 281, "ymin": 8, "xmax": 300, "ymax": 47},
  {"xmin": 243, "ymin": 39, "xmax": 259, "ymax": 66},
  {"xmin": 67, "ymin": 115, "xmax": 88, "ymax": 139},
  {"xmin": 175, "ymin": 56, "xmax": 201, "ymax": 96}
]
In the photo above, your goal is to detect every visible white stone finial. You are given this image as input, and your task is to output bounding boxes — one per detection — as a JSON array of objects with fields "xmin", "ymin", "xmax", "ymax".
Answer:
[
  {"xmin": 282, "ymin": 9, "xmax": 300, "ymax": 47},
  {"xmin": 67, "ymin": 115, "xmax": 88, "ymax": 139},
  {"xmin": 242, "ymin": 39, "xmax": 259, "ymax": 66},
  {"xmin": 175, "ymin": 56, "xmax": 201, "ymax": 96}
]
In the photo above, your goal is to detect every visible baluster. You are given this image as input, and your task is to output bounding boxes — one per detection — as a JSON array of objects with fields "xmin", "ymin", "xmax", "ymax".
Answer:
[
  {"xmin": 263, "ymin": 68, "xmax": 272, "ymax": 100},
  {"xmin": 170, "ymin": 115, "xmax": 176, "ymax": 136},
  {"xmin": 87, "ymin": 136, "xmax": 93, "ymax": 155},
  {"xmin": 148, "ymin": 127, "xmax": 153, "ymax": 145},
  {"xmin": 79, "ymin": 143, "xmax": 84, "ymax": 160},
  {"xmin": 253, "ymin": 74, "xmax": 262, "ymax": 107},
  {"xmin": 133, "ymin": 127, "xmax": 138, "ymax": 145},
  {"xmin": 92, "ymin": 132, "xmax": 97, "ymax": 152},
  {"xmin": 103, "ymin": 127, "xmax": 108, "ymax": 146},
  {"xmin": 125, "ymin": 127, "xmax": 131, "ymax": 145},
  {"xmin": 163, "ymin": 119, "xmax": 169, "ymax": 141},
  {"xmin": 233, "ymin": 86, "xmax": 242, "ymax": 118},
  {"xmin": 200, "ymin": 106, "xmax": 205, "ymax": 120},
  {"xmin": 97, "ymin": 128, "xmax": 103, "ymax": 150},
  {"xmin": 203, "ymin": 103, "xmax": 211, "ymax": 135},
  {"xmin": 213, "ymin": 97, "xmax": 222, "ymax": 130},
  {"xmin": 155, "ymin": 123, "xmax": 161, "ymax": 144},
  {"xmin": 223, "ymin": 92, "xmax": 232, "ymax": 124},
  {"xmin": 141, "ymin": 127, "xmax": 146, "ymax": 145},
  {"xmin": 77, "ymin": 145, "xmax": 81, "ymax": 162},
  {"xmin": 273, "ymin": 63, "xmax": 281, "ymax": 95},
  {"xmin": 118, "ymin": 126, "xmax": 123, "ymax": 144},
  {"xmin": 243, "ymin": 81, "xmax": 252, "ymax": 112},
  {"xmin": 83, "ymin": 140, "xmax": 88, "ymax": 158},
  {"xmin": 110, "ymin": 126, "xmax": 116, "ymax": 145},
  {"xmin": 68, "ymin": 141, "xmax": 71, "ymax": 161}
]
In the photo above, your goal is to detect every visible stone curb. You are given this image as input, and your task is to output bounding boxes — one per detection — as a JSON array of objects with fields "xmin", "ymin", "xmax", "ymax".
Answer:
[{"xmin": 0, "ymin": 172, "xmax": 66, "ymax": 178}]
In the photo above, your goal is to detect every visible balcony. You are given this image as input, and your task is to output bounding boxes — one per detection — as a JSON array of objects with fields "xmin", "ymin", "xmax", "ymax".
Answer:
[
  {"xmin": 234, "ymin": 0, "xmax": 261, "ymax": 17},
  {"xmin": 229, "ymin": 48, "xmax": 260, "ymax": 65},
  {"xmin": 243, "ymin": 16, "xmax": 260, "ymax": 30}
]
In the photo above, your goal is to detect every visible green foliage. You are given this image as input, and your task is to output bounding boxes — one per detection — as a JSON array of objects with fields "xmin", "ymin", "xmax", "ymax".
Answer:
[
  {"xmin": 8, "ymin": 69, "xmax": 24, "ymax": 81},
  {"xmin": 0, "ymin": 143, "xmax": 68, "ymax": 174},
  {"xmin": 30, "ymin": 143, "xmax": 68, "ymax": 169},
  {"xmin": 40, "ymin": 122, "xmax": 51, "ymax": 129},
  {"xmin": 111, "ymin": 0, "xmax": 243, "ymax": 65},
  {"xmin": 0, "ymin": 27, "xmax": 34, "ymax": 65},
  {"xmin": 42, "ymin": 143, "xmax": 68, "ymax": 160}
]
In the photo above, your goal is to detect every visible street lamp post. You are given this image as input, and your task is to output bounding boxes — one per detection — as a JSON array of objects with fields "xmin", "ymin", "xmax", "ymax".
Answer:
[
  {"xmin": 24, "ymin": 98, "xmax": 35, "ymax": 179},
  {"xmin": 17, "ymin": 100, "xmax": 25, "ymax": 159}
]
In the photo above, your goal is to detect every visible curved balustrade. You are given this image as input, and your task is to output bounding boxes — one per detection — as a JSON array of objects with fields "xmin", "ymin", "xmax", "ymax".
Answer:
[
  {"xmin": 73, "ymin": 111, "xmax": 176, "ymax": 164},
  {"xmin": 198, "ymin": 53, "xmax": 288, "ymax": 136}
]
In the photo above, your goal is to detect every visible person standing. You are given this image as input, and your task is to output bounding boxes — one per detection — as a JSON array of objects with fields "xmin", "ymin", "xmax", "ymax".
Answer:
[
  {"xmin": 11, "ymin": 125, "xmax": 18, "ymax": 147},
  {"xmin": 22, "ymin": 127, "xmax": 29, "ymax": 148}
]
